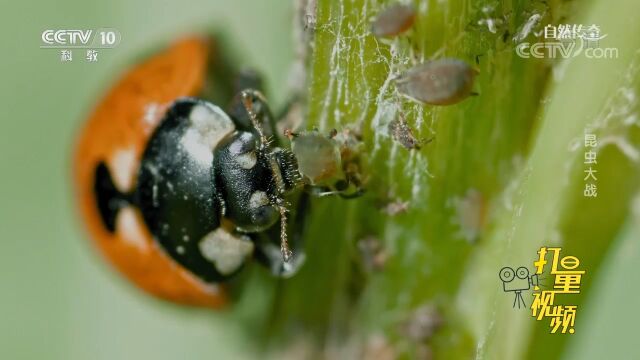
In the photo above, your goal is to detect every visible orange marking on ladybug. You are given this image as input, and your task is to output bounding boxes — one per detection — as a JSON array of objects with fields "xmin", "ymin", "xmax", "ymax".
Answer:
[{"xmin": 73, "ymin": 37, "xmax": 227, "ymax": 308}]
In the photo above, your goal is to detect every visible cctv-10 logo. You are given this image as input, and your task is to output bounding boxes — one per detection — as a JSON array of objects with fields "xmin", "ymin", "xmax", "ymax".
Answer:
[
  {"xmin": 499, "ymin": 247, "xmax": 585, "ymax": 334},
  {"xmin": 41, "ymin": 28, "xmax": 121, "ymax": 48}
]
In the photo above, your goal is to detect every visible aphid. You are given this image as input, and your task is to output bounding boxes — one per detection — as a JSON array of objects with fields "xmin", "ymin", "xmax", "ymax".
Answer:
[
  {"xmin": 382, "ymin": 198, "xmax": 410, "ymax": 216},
  {"xmin": 73, "ymin": 37, "xmax": 357, "ymax": 308},
  {"xmin": 286, "ymin": 128, "xmax": 365, "ymax": 198},
  {"xmin": 452, "ymin": 189, "xmax": 487, "ymax": 243},
  {"xmin": 388, "ymin": 115, "xmax": 422, "ymax": 150},
  {"xmin": 396, "ymin": 59, "xmax": 478, "ymax": 105},
  {"xmin": 288, "ymin": 130, "xmax": 342, "ymax": 185},
  {"xmin": 399, "ymin": 305, "xmax": 443, "ymax": 342},
  {"xmin": 371, "ymin": 3, "xmax": 416, "ymax": 38},
  {"xmin": 357, "ymin": 236, "xmax": 388, "ymax": 272},
  {"xmin": 362, "ymin": 333, "xmax": 397, "ymax": 360}
]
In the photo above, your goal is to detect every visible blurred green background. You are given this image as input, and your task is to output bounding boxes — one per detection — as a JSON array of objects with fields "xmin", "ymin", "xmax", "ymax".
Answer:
[
  {"xmin": 0, "ymin": 1, "xmax": 292, "ymax": 359},
  {"xmin": 1, "ymin": 0, "xmax": 640, "ymax": 359}
]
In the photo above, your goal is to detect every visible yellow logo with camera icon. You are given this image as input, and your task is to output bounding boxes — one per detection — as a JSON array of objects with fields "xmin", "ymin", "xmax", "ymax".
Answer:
[{"xmin": 499, "ymin": 247, "xmax": 585, "ymax": 334}]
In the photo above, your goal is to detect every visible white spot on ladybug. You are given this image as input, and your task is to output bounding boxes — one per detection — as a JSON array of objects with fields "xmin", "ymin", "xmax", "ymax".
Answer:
[
  {"xmin": 229, "ymin": 132, "xmax": 254, "ymax": 153},
  {"xmin": 249, "ymin": 191, "xmax": 270, "ymax": 209},
  {"xmin": 236, "ymin": 151, "xmax": 257, "ymax": 169},
  {"xmin": 152, "ymin": 185, "xmax": 159, "ymax": 207},
  {"xmin": 198, "ymin": 228, "xmax": 254, "ymax": 275},
  {"xmin": 181, "ymin": 103, "xmax": 235, "ymax": 166},
  {"xmin": 116, "ymin": 207, "xmax": 148, "ymax": 252},
  {"xmin": 176, "ymin": 245, "xmax": 185, "ymax": 255},
  {"xmin": 142, "ymin": 102, "xmax": 164, "ymax": 132},
  {"xmin": 144, "ymin": 163, "xmax": 161, "ymax": 180},
  {"xmin": 110, "ymin": 147, "xmax": 137, "ymax": 192}
]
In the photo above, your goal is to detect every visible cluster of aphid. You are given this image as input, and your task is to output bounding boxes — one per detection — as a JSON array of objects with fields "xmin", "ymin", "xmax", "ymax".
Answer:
[
  {"xmin": 371, "ymin": 3, "xmax": 479, "ymax": 149},
  {"xmin": 76, "ymin": 3, "xmax": 482, "ymax": 309}
]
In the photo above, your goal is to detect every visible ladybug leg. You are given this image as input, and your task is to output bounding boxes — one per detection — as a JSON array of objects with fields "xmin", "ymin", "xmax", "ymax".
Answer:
[
  {"xmin": 253, "ymin": 191, "xmax": 309, "ymax": 277},
  {"xmin": 226, "ymin": 68, "xmax": 282, "ymax": 142},
  {"xmin": 227, "ymin": 88, "xmax": 279, "ymax": 142},
  {"xmin": 228, "ymin": 68, "xmax": 304, "ymax": 144},
  {"xmin": 232, "ymin": 67, "xmax": 304, "ymax": 135},
  {"xmin": 233, "ymin": 68, "xmax": 264, "ymax": 94}
]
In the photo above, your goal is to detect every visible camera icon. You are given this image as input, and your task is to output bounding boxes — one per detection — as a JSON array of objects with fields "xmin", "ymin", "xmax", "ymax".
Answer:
[{"xmin": 499, "ymin": 266, "xmax": 539, "ymax": 308}]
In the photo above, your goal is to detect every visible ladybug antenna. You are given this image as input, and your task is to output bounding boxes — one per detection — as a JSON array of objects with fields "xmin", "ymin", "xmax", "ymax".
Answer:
[
  {"xmin": 240, "ymin": 90, "xmax": 268, "ymax": 148},
  {"xmin": 240, "ymin": 90, "xmax": 293, "ymax": 263}
]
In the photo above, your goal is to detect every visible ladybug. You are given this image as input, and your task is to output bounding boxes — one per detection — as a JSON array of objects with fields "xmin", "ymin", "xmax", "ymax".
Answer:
[{"xmin": 73, "ymin": 37, "xmax": 305, "ymax": 308}]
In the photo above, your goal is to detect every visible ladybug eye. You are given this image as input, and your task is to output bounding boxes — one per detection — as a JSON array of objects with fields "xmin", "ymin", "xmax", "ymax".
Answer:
[{"xmin": 246, "ymin": 193, "xmax": 279, "ymax": 228}]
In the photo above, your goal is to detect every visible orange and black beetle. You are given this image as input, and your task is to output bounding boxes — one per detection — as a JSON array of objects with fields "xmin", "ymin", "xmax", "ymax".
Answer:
[{"xmin": 73, "ymin": 37, "xmax": 304, "ymax": 308}]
